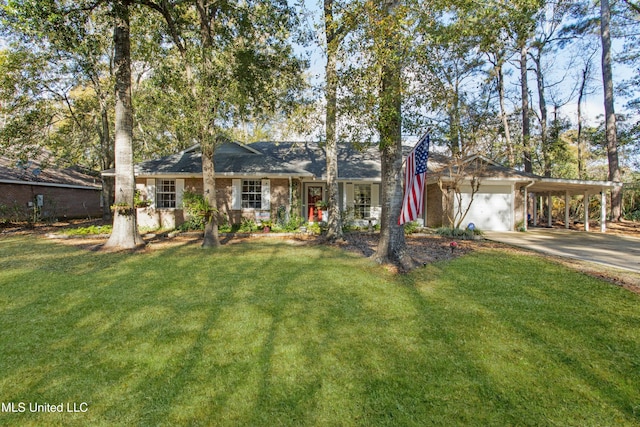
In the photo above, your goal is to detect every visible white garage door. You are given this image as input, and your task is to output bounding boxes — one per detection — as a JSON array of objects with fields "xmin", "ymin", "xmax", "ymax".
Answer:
[{"xmin": 457, "ymin": 185, "xmax": 513, "ymax": 231}]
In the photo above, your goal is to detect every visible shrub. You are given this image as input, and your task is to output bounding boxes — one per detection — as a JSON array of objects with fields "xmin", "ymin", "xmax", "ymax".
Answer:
[
  {"xmin": 180, "ymin": 191, "xmax": 215, "ymax": 231},
  {"xmin": 239, "ymin": 218, "xmax": 258, "ymax": 233},
  {"xmin": 435, "ymin": 226, "xmax": 482, "ymax": 240},
  {"xmin": 403, "ymin": 221, "xmax": 420, "ymax": 235}
]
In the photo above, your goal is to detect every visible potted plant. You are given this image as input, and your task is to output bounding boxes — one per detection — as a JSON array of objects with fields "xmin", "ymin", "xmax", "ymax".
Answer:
[{"xmin": 260, "ymin": 219, "xmax": 274, "ymax": 233}]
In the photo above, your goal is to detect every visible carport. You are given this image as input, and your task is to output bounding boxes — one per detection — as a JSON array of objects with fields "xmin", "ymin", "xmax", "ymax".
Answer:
[{"xmin": 523, "ymin": 178, "xmax": 623, "ymax": 232}]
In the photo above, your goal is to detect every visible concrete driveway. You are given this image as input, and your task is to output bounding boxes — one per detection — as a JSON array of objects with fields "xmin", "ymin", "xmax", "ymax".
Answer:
[{"xmin": 484, "ymin": 229, "xmax": 640, "ymax": 273}]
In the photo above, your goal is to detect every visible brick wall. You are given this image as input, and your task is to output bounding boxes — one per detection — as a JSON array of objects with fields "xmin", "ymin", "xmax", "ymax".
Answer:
[
  {"xmin": 425, "ymin": 183, "xmax": 445, "ymax": 228},
  {"xmin": 138, "ymin": 177, "xmax": 292, "ymax": 225},
  {"xmin": 0, "ymin": 183, "xmax": 102, "ymax": 221}
]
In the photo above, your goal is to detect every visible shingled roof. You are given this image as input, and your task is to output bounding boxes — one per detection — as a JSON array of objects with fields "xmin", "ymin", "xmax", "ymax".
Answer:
[
  {"xmin": 0, "ymin": 156, "xmax": 101, "ymax": 189},
  {"xmin": 107, "ymin": 142, "xmax": 314, "ymax": 178},
  {"xmin": 111, "ymin": 140, "xmax": 609, "ymax": 189}
]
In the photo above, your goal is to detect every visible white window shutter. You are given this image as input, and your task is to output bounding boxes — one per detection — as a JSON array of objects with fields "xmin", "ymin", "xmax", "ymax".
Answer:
[
  {"xmin": 232, "ymin": 179, "xmax": 242, "ymax": 210},
  {"xmin": 175, "ymin": 179, "xmax": 184, "ymax": 208},
  {"xmin": 146, "ymin": 179, "xmax": 156, "ymax": 207},
  {"xmin": 371, "ymin": 183, "xmax": 381, "ymax": 220},
  {"xmin": 372, "ymin": 183, "xmax": 380, "ymax": 207},
  {"xmin": 261, "ymin": 179, "xmax": 270, "ymax": 210},
  {"xmin": 345, "ymin": 183, "xmax": 354, "ymax": 208}
]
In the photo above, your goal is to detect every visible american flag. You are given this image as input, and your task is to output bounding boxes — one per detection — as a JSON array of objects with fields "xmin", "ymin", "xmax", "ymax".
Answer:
[{"xmin": 398, "ymin": 133, "xmax": 430, "ymax": 225}]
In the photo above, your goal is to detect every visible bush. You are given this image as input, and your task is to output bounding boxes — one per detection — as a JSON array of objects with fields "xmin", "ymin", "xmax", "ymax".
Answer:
[
  {"xmin": 282, "ymin": 213, "xmax": 305, "ymax": 232},
  {"xmin": 307, "ymin": 222, "xmax": 322, "ymax": 235},
  {"xmin": 435, "ymin": 226, "xmax": 482, "ymax": 240},
  {"xmin": 180, "ymin": 191, "xmax": 217, "ymax": 231},
  {"xmin": 239, "ymin": 218, "xmax": 258, "ymax": 233},
  {"xmin": 403, "ymin": 221, "xmax": 420, "ymax": 235},
  {"xmin": 624, "ymin": 210, "xmax": 640, "ymax": 221}
]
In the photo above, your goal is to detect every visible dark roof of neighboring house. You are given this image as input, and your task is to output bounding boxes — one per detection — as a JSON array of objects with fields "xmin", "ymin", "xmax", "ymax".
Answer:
[{"xmin": 0, "ymin": 156, "xmax": 101, "ymax": 189}]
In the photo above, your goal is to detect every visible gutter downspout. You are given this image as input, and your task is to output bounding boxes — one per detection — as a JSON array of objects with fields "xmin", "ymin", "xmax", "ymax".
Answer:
[{"xmin": 523, "ymin": 181, "xmax": 535, "ymax": 231}]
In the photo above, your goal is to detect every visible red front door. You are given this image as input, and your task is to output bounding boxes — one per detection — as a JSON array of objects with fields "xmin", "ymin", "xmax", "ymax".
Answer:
[{"xmin": 307, "ymin": 186, "xmax": 323, "ymax": 222}]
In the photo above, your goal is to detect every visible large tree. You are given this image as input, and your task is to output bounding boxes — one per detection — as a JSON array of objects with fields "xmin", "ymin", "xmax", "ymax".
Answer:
[
  {"xmin": 104, "ymin": 0, "xmax": 145, "ymax": 249},
  {"xmin": 0, "ymin": 0, "xmax": 120, "ymax": 221},
  {"xmin": 600, "ymin": 0, "xmax": 623, "ymax": 220},
  {"xmin": 367, "ymin": 0, "xmax": 417, "ymax": 268},
  {"xmin": 142, "ymin": 0, "xmax": 306, "ymax": 247},
  {"xmin": 322, "ymin": 0, "xmax": 360, "ymax": 241}
]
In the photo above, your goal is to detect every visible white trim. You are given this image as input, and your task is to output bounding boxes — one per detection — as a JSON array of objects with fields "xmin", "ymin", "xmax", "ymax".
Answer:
[
  {"xmin": 537, "ymin": 177, "xmax": 621, "ymax": 188},
  {"xmin": 128, "ymin": 172, "xmax": 312, "ymax": 179}
]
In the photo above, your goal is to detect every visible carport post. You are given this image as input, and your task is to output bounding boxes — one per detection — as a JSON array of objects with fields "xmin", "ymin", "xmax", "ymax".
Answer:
[
  {"xmin": 533, "ymin": 195, "xmax": 538, "ymax": 226},
  {"xmin": 600, "ymin": 189, "xmax": 607, "ymax": 233},
  {"xmin": 584, "ymin": 192, "xmax": 590, "ymax": 232},
  {"xmin": 565, "ymin": 191, "xmax": 570, "ymax": 229},
  {"xmin": 547, "ymin": 194, "xmax": 552, "ymax": 227}
]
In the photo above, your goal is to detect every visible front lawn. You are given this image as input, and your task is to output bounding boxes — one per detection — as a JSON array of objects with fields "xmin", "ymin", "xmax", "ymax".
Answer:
[{"xmin": 0, "ymin": 235, "xmax": 639, "ymax": 426}]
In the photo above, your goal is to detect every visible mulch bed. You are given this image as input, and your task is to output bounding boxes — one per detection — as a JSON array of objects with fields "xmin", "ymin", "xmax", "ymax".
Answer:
[{"xmin": 333, "ymin": 232, "xmax": 474, "ymax": 266}]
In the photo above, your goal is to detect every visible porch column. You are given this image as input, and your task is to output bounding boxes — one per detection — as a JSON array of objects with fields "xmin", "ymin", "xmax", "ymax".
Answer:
[
  {"xmin": 523, "ymin": 187, "xmax": 528, "ymax": 231},
  {"xmin": 584, "ymin": 192, "xmax": 590, "ymax": 232},
  {"xmin": 565, "ymin": 191, "xmax": 570, "ymax": 229},
  {"xmin": 547, "ymin": 194, "xmax": 552, "ymax": 227},
  {"xmin": 533, "ymin": 194, "xmax": 538, "ymax": 226},
  {"xmin": 600, "ymin": 189, "xmax": 607, "ymax": 233}
]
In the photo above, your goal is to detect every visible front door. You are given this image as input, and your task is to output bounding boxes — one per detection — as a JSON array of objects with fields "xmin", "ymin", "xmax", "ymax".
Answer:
[{"xmin": 307, "ymin": 186, "xmax": 324, "ymax": 222}]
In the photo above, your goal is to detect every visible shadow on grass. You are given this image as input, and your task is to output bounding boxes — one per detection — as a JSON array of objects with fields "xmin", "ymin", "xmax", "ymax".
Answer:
[{"xmin": 1, "ymin": 237, "xmax": 639, "ymax": 426}]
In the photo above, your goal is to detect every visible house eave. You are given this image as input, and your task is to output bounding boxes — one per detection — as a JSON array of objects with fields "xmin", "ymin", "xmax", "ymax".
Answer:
[
  {"xmin": 132, "ymin": 172, "xmax": 315, "ymax": 179},
  {"xmin": 0, "ymin": 178, "xmax": 102, "ymax": 190}
]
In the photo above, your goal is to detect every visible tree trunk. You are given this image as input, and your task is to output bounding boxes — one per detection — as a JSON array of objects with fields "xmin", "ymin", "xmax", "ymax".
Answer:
[
  {"xmin": 104, "ymin": 0, "xmax": 144, "ymax": 250},
  {"xmin": 99, "ymin": 101, "xmax": 114, "ymax": 220},
  {"xmin": 533, "ymin": 52, "xmax": 549, "ymax": 176},
  {"xmin": 374, "ymin": 61, "xmax": 415, "ymax": 270},
  {"xmin": 324, "ymin": 0, "xmax": 343, "ymax": 241},
  {"xmin": 496, "ymin": 59, "xmax": 514, "ymax": 166},
  {"xmin": 600, "ymin": 0, "xmax": 622, "ymax": 220},
  {"xmin": 577, "ymin": 63, "xmax": 588, "ymax": 179},
  {"xmin": 520, "ymin": 42, "xmax": 533, "ymax": 173},
  {"xmin": 201, "ymin": 141, "xmax": 220, "ymax": 248}
]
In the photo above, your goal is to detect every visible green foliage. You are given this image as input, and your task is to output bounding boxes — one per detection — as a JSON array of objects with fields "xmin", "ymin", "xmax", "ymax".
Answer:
[
  {"xmin": 279, "ymin": 211, "xmax": 305, "ymax": 232},
  {"xmin": 239, "ymin": 218, "xmax": 258, "ymax": 233},
  {"xmin": 306, "ymin": 222, "xmax": 322, "ymax": 235},
  {"xmin": 0, "ymin": 201, "xmax": 28, "ymax": 223},
  {"xmin": 435, "ymin": 226, "xmax": 482, "ymax": 240},
  {"xmin": 179, "ymin": 190, "xmax": 214, "ymax": 231},
  {"xmin": 133, "ymin": 190, "xmax": 151, "ymax": 208},
  {"xmin": 403, "ymin": 221, "xmax": 420, "ymax": 235}
]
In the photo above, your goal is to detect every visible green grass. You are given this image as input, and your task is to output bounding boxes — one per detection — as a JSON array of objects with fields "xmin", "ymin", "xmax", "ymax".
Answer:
[
  {"xmin": 58, "ymin": 225, "xmax": 113, "ymax": 236},
  {"xmin": 0, "ymin": 235, "xmax": 639, "ymax": 426}
]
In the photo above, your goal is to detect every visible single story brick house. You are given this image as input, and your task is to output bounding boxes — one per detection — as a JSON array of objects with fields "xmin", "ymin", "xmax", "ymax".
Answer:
[
  {"xmin": 105, "ymin": 140, "xmax": 620, "ymax": 231},
  {"xmin": 0, "ymin": 155, "xmax": 103, "ymax": 221}
]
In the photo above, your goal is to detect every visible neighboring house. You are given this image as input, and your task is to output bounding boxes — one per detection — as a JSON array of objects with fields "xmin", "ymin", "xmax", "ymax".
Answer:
[
  {"xmin": 0, "ymin": 156, "xmax": 103, "ymax": 221},
  {"xmin": 106, "ymin": 141, "xmax": 620, "ymax": 232}
]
